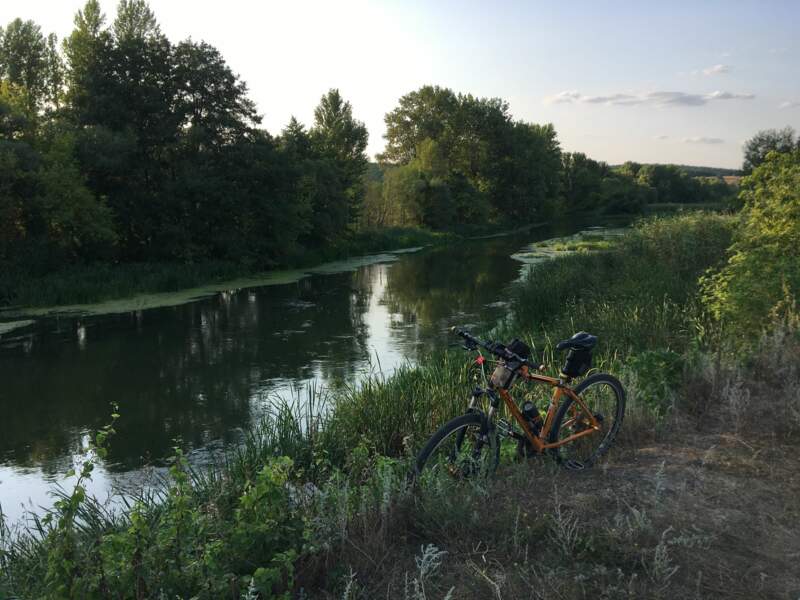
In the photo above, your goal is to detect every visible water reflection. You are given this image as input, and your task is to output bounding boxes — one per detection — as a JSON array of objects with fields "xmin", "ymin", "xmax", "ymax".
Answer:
[{"xmin": 0, "ymin": 223, "xmax": 591, "ymax": 522}]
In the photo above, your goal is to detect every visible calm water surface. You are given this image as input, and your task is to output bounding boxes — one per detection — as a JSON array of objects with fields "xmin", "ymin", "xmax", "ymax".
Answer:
[{"xmin": 0, "ymin": 222, "xmax": 595, "ymax": 524}]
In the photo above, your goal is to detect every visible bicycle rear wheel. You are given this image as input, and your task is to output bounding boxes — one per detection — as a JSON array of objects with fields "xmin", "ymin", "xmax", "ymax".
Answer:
[
  {"xmin": 415, "ymin": 412, "xmax": 499, "ymax": 478},
  {"xmin": 548, "ymin": 373, "xmax": 625, "ymax": 469}
]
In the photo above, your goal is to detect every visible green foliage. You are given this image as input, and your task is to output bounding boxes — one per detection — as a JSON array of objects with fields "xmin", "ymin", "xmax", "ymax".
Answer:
[
  {"xmin": 0, "ymin": 18, "xmax": 54, "ymax": 113},
  {"xmin": 625, "ymin": 350, "xmax": 685, "ymax": 417},
  {"xmin": 632, "ymin": 163, "xmax": 735, "ymax": 205},
  {"xmin": 6, "ymin": 427, "xmax": 304, "ymax": 598},
  {"xmin": 561, "ymin": 153, "xmax": 654, "ymax": 214},
  {"xmin": 512, "ymin": 213, "xmax": 734, "ymax": 355},
  {"xmin": 377, "ymin": 139, "xmax": 490, "ymax": 230},
  {"xmin": 379, "ymin": 85, "xmax": 561, "ymax": 227},
  {"xmin": 1, "ymin": 3, "xmax": 374, "ymax": 285},
  {"xmin": 742, "ymin": 126, "xmax": 797, "ymax": 174},
  {"xmin": 702, "ymin": 149, "xmax": 800, "ymax": 337}
]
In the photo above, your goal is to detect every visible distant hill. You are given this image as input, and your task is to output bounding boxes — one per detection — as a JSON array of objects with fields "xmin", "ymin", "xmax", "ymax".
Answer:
[
  {"xmin": 611, "ymin": 163, "xmax": 743, "ymax": 178},
  {"xmin": 673, "ymin": 164, "xmax": 743, "ymax": 177}
]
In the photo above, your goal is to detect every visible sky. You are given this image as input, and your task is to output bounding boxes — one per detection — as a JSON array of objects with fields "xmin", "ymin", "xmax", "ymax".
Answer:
[{"xmin": 2, "ymin": 0, "xmax": 799, "ymax": 169}]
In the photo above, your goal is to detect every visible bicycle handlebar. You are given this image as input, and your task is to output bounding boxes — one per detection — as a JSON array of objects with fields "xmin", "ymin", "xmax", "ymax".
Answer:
[{"xmin": 451, "ymin": 327, "xmax": 538, "ymax": 370}]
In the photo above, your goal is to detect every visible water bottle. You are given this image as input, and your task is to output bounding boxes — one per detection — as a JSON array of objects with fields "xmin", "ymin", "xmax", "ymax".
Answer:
[{"xmin": 521, "ymin": 401, "xmax": 542, "ymax": 436}]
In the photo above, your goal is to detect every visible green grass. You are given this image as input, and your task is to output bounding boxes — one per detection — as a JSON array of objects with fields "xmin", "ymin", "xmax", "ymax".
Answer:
[
  {"xmin": 509, "ymin": 213, "xmax": 734, "ymax": 355},
  {"xmin": 0, "ymin": 212, "xmax": 747, "ymax": 598}
]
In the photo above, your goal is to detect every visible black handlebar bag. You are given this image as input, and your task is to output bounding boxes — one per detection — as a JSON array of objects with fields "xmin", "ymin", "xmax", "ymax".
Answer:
[{"xmin": 490, "ymin": 338, "xmax": 530, "ymax": 388}]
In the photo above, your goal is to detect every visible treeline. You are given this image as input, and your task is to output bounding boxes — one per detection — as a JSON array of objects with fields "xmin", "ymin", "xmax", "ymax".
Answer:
[
  {"xmin": 363, "ymin": 109, "xmax": 738, "ymax": 230},
  {"xmin": 0, "ymin": 1, "xmax": 368, "ymax": 279},
  {"xmin": 662, "ymin": 164, "xmax": 741, "ymax": 178},
  {"xmin": 1, "ymin": 0, "xmax": 742, "ymax": 290}
]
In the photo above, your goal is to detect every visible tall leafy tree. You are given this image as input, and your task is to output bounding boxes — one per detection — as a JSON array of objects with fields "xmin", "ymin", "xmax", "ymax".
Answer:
[
  {"xmin": 43, "ymin": 33, "xmax": 64, "ymax": 110},
  {"xmin": 279, "ymin": 116, "xmax": 312, "ymax": 160},
  {"xmin": 742, "ymin": 127, "xmax": 797, "ymax": 174},
  {"xmin": 63, "ymin": 0, "xmax": 106, "ymax": 119},
  {"xmin": 112, "ymin": 0, "xmax": 160, "ymax": 41},
  {"xmin": 0, "ymin": 18, "xmax": 48, "ymax": 112},
  {"xmin": 307, "ymin": 89, "xmax": 368, "ymax": 241},
  {"xmin": 172, "ymin": 40, "xmax": 260, "ymax": 153},
  {"xmin": 381, "ymin": 85, "xmax": 562, "ymax": 224},
  {"xmin": 0, "ymin": 82, "xmax": 38, "ymax": 263},
  {"xmin": 311, "ymin": 89, "xmax": 368, "ymax": 187},
  {"xmin": 380, "ymin": 85, "xmax": 460, "ymax": 164}
]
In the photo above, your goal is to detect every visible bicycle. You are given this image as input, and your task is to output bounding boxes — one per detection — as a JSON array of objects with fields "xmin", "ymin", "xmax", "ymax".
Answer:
[{"xmin": 415, "ymin": 328, "xmax": 625, "ymax": 476}]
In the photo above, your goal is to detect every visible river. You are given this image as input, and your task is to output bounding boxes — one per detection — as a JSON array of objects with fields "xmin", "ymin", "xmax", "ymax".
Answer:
[{"xmin": 0, "ymin": 220, "xmax": 612, "ymax": 525}]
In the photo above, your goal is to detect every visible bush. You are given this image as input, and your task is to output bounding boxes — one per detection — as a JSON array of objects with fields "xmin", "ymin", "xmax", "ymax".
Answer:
[{"xmin": 702, "ymin": 150, "xmax": 800, "ymax": 339}]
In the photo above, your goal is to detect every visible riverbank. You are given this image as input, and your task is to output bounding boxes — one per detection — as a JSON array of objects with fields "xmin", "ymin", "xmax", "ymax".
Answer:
[
  {"xmin": 0, "ymin": 206, "xmax": 704, "ymax": 312},
  {"xmin": 3, "ymin": 212, "xmax": 798, "ymax": 599},
  {"xmin": 0, "ymin": 227, "xmax": 452, "ymax": 310}
]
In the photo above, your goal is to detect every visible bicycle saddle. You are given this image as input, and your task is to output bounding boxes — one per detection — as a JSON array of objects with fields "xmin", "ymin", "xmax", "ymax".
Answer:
[{"xmin": 556, "ymin": 331, "xmax": 598, "ymax": 352}]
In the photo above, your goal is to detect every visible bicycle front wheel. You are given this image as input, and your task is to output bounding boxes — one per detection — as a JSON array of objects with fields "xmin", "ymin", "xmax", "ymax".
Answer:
[
  {"xmin": 415, "ymin": 412, "xmax": 499, "ymax": 478},
  {"xmin": 548, "ymin": 373, "xmax": 625, "ymax": 469}
]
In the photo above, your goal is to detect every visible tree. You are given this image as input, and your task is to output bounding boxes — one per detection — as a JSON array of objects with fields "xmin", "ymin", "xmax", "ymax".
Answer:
[
  {"xmin": 380, "ymin": 85, "xmax": 460, "ymax": 164},
  {"xmin": 742, "ymin": 127, "xmax": 796, "ymax": 174},
  {"xmin": 0, "ymin": 83, "xmax": 38, "ymax": 263},
  {"xmin": 63, "ymin": 1, "xmax": 105, "ymax": 111},
  {"xmin": 561, "ymin": 152, "xmax": 609, "ymax": 211},
  {"xmin": 279, "ymin": 116, "xmax": 312, "ymax": 160},
  {"xmin": 311, "ymin": 89, "xmax": 368, "ymax": 186},
  {"xmin": 173, "ymin": 40, "xmax": 260, "ymax": 152},
  {"xmin": 112, "ymin": 0, "xmax": 160, "ymax": 42},
  {"xmin": 0, "ymin": 18, "xmax": 48, "ymax": 112},
  {"xmin": 381, "ymin": 85, "xmax": 561, "ymax": 223},
  {"xmin": 43, "ymin": 33, "xmax": 64, "ymax": 110},
  {"xmin": 636, "ymin": 164, "xmax": 694, "ymax": 203},
  {"xmin": 496, "ymin": 122, "xmax": 561, "ymax": 220},
  {"xmin": 703, "ymin": 149, "xmax": 800, "ymax": 334},
  {"xmin": 34, "ymin": 129, "xmax": 117, "ymax": 262},
  {"xmin": 307, "ymin": 89, "xmax": 368, "ymax": 240}
]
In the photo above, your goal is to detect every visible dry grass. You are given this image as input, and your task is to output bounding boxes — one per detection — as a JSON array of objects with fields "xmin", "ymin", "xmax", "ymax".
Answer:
[
  {"xmin": 296, "ymin": 330, "xmax": 800, "ymax": 599},
  {"xmin": 297, "ymin": 428, "xmax": 800, "ymax": 600}
]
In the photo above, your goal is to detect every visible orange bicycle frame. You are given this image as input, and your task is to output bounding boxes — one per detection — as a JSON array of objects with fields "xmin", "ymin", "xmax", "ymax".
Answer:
[{"xmin": 497, "ymin": 366, "xmax": 601, "ymax": 452}]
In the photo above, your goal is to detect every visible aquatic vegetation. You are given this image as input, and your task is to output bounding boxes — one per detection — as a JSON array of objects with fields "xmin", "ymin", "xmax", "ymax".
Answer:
[
  {"xmin": 0, "ymin": 320, "xmax": 34, "ymax": 336},
  {"xmin": 510, "ymin": 226, "xmax": 628, "ymax": 268}
]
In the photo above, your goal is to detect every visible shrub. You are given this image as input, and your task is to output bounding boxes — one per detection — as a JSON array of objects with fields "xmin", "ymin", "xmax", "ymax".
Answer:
[{"xmin": 702, "ymin": 150, "xmax": 800, "ymax": 339}]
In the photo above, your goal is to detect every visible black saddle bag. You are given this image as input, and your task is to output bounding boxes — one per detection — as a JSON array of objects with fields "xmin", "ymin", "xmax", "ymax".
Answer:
[{"xmin": 561, "ymin": 347, "xmax": 592, "ymax": 377}]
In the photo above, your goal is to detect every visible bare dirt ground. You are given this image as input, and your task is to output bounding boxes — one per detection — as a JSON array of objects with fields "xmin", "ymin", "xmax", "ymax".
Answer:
[{"xmin": 302, "ymin": 427, "xmax": 800, "ymax": 599}]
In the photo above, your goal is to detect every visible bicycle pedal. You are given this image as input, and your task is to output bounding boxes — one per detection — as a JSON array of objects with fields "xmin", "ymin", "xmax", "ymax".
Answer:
[{"xmin": 564, "ymin": 459, "xmax": 586, "ymax": 471}]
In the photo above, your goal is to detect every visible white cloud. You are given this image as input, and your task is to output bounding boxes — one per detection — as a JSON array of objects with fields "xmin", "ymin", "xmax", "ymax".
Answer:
[
  {"xmin": 544, "ymin": 90, "xmax": 755, "ymax": 107},
  {"xmin": 703, "ymin": 64, "xmax": 730, "ymax": 75},
  {"xmin": 654, "ymin": 135, "xmax": 669, "ymax": 140},
  {"xmin": 706, "ymin": 90, "xmax": 754, "ymax": 100},
  {"xmin": 684, "ymin": 136, "xmax": 725, "ymax": 144},
  {"xmin": 546, "ymin": 90, "xmax": 582, "ymax": 104},
  {"xmin": 581, "ymin": 93, "xmax": 645, "ymax": 105},
  {"xmin": 779, "ymin": 100, "xmax": 800, "ymax": 109}
]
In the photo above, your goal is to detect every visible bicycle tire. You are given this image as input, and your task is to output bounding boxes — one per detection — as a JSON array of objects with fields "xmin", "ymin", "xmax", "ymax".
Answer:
[
  {"xmin": 547, "ymin": 373, "xmax": 626, "ymax": 469},
  {"xmin": 415, "ymin": 412, "xmax": 500, "ymax": 477}
]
